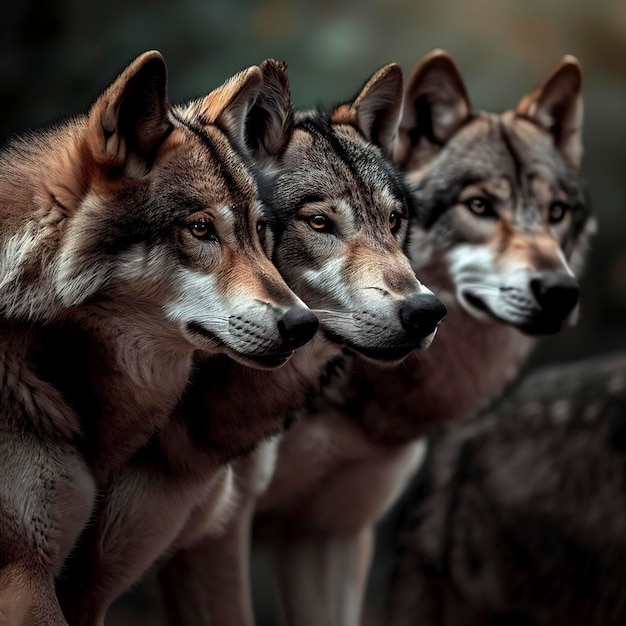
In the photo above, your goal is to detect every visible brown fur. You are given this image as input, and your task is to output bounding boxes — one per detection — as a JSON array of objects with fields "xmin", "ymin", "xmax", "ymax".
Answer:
[
  {"xmin": 0, "ymin": 51, "xmax": 313, "ymax": 626},
  {"xmin": 153, "ymin": 63, "xmax": 445, "ymax": 626}
]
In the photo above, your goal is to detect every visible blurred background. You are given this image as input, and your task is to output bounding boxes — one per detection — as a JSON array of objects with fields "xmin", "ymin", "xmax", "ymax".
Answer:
[{"xmin": 2, "ymin": 0, "xmax": 624, "ymax": 623}]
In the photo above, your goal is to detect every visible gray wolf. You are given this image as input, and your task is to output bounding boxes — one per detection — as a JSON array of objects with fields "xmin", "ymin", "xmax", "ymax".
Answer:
[
  {"xmin": 56, "ymin": 60, "xmax": 444, "ymax": 625},
  {"xmin": 387, "ymin": 353, "xmax": 626, "ymax": 626},
  {"xmin": 249, "ymin": 50, "xmax": 594, "ymax": 626},
  {"xmin": 0, "ymin": 51, "xmax": 316, "ymax": 626}
]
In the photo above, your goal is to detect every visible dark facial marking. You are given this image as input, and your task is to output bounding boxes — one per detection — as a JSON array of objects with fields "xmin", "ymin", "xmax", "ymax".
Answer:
[
  {"xmin": 498, "ymin": 120, "xmax": 524, "ymax": 188},
  {"xmin": 296, "ymin": 115, "xmax": 409, "ymax": 220},
  {"xmin": 170, "ymin": 110, "xmax": 257, "ymax": 215}
]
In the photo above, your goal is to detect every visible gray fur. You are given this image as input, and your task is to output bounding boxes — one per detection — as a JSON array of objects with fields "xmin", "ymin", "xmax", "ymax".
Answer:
[
  {"xmin": 153, "ymin": 64, "xmax": 444, "ymax": 626},
  {"xmin": 388, "ymin": 353, "xmax": 626, "ymax": 626},
  {"xmin": 248, "ymin": 51, "xmax": 594, "ymax": 626},
  {"xmin": 0, "ymin": 52, "xmax": 310, "ymax": 626}
]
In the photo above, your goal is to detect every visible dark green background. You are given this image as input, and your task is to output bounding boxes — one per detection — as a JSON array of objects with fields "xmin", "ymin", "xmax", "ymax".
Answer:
[{"xmin": 2, "ymin": 0, "xmax": 625, "ymax": 623}]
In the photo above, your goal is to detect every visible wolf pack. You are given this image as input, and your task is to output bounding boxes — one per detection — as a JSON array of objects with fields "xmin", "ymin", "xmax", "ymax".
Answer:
[{"xmin": 0, "ymin": 46, "xmax": 613, "ymax": 626}]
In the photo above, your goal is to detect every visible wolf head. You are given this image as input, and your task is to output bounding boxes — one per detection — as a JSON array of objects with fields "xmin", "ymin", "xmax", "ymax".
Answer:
[
  {"xmin": 394, "ymin": 51, "xmax": 594, "ymax": 336},
  {"xmin": 245, "ymin": 60, "xmax": 446, "ymax": 363},
  {"xmin": 0, "ymin": 51, "xmax": 317, "ymax": 368}
]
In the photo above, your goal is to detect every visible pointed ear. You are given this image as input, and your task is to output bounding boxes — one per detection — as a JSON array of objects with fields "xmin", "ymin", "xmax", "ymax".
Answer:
[
  {"xmin": 330, "ymin": 64, "xmax": 403, "ymax": 158},
  {"xmin": 394, "ymin": 50, "xmax": 471, "ymax": 169},
  {"xmin": 516, "ymin": 55, "xmax": 583, "ymax": 168},
  {"xmin": 244, "ymin": 59, "xmax": 294, "ymax": 161},
  {"xmin": 86, "ymin": 50, "xmax": 171, "ymax": 170},
  {"xmin": 191, "ymin": 66, "xmax": 263, "ymax": 150}
]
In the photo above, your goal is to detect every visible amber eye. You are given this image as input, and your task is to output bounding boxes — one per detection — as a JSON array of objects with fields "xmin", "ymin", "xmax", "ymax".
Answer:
[
  {"xmin": 308, "ymin": 215, "xmax": 330, "ymax": 232},
  {"xmin": 389, "ymin": 211, "xmax": 401, "ymax": 234},
  {"xmin": 465, "ymin": 196, "xmax": 496, "ymax": 218},
  {"xmin": 257, "ymin": 220, "xmax": 267, "ymax": 241},
  {"xmin": 549, "ymin": 201, "xmax": 569, "ymax": 224},
  {"xmin": 188, "ymin": 217, "xmax": 213, "ymax": 239}
]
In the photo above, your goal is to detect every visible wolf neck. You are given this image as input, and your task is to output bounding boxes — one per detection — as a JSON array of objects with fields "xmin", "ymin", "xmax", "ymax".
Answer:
[
  {"xmin": 96, "ymin": 308, "xmax": 193, "ymax": 402},
  {"xmin": 353, "ymin": 284, "xmax": 534, "ymax": 446},
  {"xmin": 168, "ymin": 336, "xmax": 339, "ymax": 473},
  {"xmin": 49, "ymin": 304, "xmax": 194, "ymax": 482}
]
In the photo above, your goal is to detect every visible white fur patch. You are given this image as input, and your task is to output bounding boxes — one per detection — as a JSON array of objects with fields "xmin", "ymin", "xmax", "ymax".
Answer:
[
  {"xmin": 446, "ymin": 243, "xmax": 495, "ymax": 278},
  {"xmin": 302, "ymin": 257, "xmax": 351, "ymax": 305},
  {"xmin": 164, "ymin": 270, "xmax": 227, "ymax": 337},
  {"xmin": 202, "ymin": 466, "xmax": 239, "ymax": 537},
  {"xmin": 0, "ymin": 225, "xmax": 59, "ymax": 319},
  {"xmin": 112, "ymin": 243, "xmax": 187, "ymax": 301},
  {"xmin": 250, "ymin": 438, "xmax": 281, "ymax": 495},
  {"xmin": 0, "ymin": 226, "xmax": 40, "ymax": 289}
]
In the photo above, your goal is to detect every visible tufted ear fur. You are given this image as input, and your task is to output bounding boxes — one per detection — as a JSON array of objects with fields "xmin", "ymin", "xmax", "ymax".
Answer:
[
  {"xmin": 515, "ymin": 55, "xmax": 583, "ymax": 168},
  {"xmin": 330, "ymin": 63, "xmax": 404, "ymax": 159},
  {"xmin": 244, "ymin": 59, "xmax": 294, "ymax": 163},
  {"xmin": 86, "ymin": 50, "xmax": 172, "ymax": 172},
  {"xmin": 393, "ymin": 49, "xmax": 471, "ymax": 171},
  {"xmin": 189, "ymin": 65, "xmax": 263, "ymax": 152}
]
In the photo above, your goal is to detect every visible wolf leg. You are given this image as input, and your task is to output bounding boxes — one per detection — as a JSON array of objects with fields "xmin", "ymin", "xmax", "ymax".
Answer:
[
  {"xmin": 0, "ymin": 428, "xmax": 94, "ymax": 626},
  {"xmin": 158, "ymin": 445, "xmax": 278, "ymax": 626},
  {"xmin": 273, "ymin": 527, "xmax": 373, "ymax": 626},
  {"xmin": 58, "ymin": 463, "xmax": 215, "ymax": 626},
  {"xmin": 270, "ymin": 440, "xmax": 426, "ymax": 625},
  {"xmin": 159, "ymin": 497, "xmax": 255, "ymax": 626}
]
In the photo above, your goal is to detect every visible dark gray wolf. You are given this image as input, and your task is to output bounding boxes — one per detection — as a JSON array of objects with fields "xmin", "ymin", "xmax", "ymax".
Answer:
[
  {"xmin": 0, "ymin": 51, "xmax": 318, "ymax": 626},
  {"xmin": 388, "ymin": 353, "xmax": 626, "ymax": 626},
  {"xmin": 56, "ymin": 60, "xmax": 445, "ymax": 625},
  {"xmin": 248, "ymin": 50, "xmax": 594, "ymax": 625}
]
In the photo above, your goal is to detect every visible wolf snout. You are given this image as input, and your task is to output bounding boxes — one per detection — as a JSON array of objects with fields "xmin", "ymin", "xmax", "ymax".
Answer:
[
  {"xmin": 399, "ymin": 294, "xmax": 447, "ymax": 339},
  {"xmin": 529, "ymin": 271, "xmax": 580, "ymax": 319},
  {"xmin": 277, "ymin": 307, "xmax": 319, "ymax": 350}
]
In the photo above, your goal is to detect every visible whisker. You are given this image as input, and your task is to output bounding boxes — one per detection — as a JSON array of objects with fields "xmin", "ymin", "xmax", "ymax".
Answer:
[
  {"xmin": 311, "ymin": 309, "xmax": 355, "ymax": 320},
  {"xmin": 459, "ymin": 283, "xmax": 501, "ymax": 293}
]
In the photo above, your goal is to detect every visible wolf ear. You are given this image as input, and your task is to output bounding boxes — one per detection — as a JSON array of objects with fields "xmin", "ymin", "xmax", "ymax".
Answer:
[
  {"xmin": 87, "ymin": 51, "xmax": 172, "ymax": 170},
  {"xmin": 192, "ymin": 66, "xmax": 263, "ymax": 150},
  {"xmin": 394, "ymin": 50, "xmax": 471, "ymax": 169},
  {"xmin": 244, "ymin": 59, "xmax": 294, "ymax": 161},
  {"xmin": 516, "ymin": 56, "xmax": 583, "ymax": 168},
  {"xmin": 331, "ymin": 64, "xmax": 403, "ymax": 158}
]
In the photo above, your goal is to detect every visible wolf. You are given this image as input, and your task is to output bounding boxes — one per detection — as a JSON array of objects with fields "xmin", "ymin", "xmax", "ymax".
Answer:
[
  {"xmin": 55, "ymin": 60, "xmax": 445, "ymax": 626},
  {"xmin": 244, "ymin": 51, "xmax": 595, "ymax": 625},
  {"xmin": 387, "ymin": 352, "xmax": 626, "ymax": 626},
  {"xmin": 0, "ymin": 51, "xmax": 320, "ymax": 626}
]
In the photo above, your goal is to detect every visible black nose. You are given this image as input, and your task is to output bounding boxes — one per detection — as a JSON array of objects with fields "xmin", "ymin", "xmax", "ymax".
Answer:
[
  {"xmin": 277, "ymin": 307, "xmax": 319, "ymax": 350},
  {"xmin": 399, "ymin": 294, "xmax": 447, "ymax": 338},
  {"xmin": 529, "ymin": 271, "xmax": 580, "ymax": 319}
]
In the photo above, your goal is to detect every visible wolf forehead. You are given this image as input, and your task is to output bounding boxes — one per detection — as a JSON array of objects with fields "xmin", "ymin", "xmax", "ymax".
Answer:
[
  {"xmin": 412, "ymin": 113, "xmax": 591, "ymax": 229},
  {"xmin": 261, "ymin": 112, "xmax": 413, "ymax": 219},
  {"xmin": 158, "ymin": 113, "xmax": 260, "ymax": 210},
  {"xmin": 93, "ymin": 116, "xmax": 265, "ymax": 239}
]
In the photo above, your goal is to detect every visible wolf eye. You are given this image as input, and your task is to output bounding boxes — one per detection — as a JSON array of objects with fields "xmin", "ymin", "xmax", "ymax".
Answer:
[
  {"xmin": 389, "ymin": 211, "xmax": 401, "ymax": 234},
  {"xmin": 188, "ymin": 217, "xmax": 214, "ymax": 240},
  {"xmin": 256, "ymin": 220, "xmax": 267, "ymax": 242},
  {"xmin": 465, "ymin": 197, "xmax": 496, "ymax": 218},
  {"xmin": 549, "ymin": 201, "xmax": 569, "ymax": 224},
  {"xmin": 308, "ymin": 215, "xmax": 331, "ymax": 232}
]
